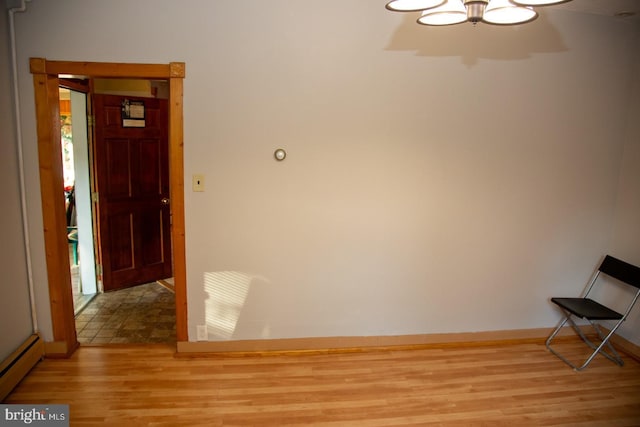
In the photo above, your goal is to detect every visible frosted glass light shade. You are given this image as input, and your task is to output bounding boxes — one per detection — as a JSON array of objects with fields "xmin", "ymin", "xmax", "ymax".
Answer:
[
  {"xmin": 418, "ymin": 1, "xmax": 467, "ymax": 25},
  {"xmin": 484, "ymin": 0, "xmax": 537, "ymax": 24},
  {"xmin": 510, "ymin": 0, "xmax": 572, "ymax": 6},
  {"xmin": 386, "ymin": 0, "xmax": 446, "ymax": 11},
  {"xmin": 386, "ymin": 0, "xmax": 569, "ymax": 26}
]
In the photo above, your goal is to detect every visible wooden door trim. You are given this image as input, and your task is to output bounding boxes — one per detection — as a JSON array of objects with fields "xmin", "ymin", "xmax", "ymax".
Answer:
[
  {"xmin": 30, "ymin": 58, "xmax": 188, "ymax": 356},
  {"xmin": 30, "ymin": 60, "xmax": 177, "ymax": 79},
  {"xmin": 168, "ymin": 73, "xmax": 188, "ymax": 338}
]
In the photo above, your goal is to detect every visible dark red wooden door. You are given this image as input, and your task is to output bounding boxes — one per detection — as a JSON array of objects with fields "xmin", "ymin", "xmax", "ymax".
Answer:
[{"xmin": 93, "ymin": 94, "xmax": 172, "ymax": 292}]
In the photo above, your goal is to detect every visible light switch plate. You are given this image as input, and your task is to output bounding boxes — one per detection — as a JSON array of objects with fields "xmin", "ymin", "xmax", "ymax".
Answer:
[{"xmin": 193, "ymin": 174, "xmax": 205, "ymax": 192}]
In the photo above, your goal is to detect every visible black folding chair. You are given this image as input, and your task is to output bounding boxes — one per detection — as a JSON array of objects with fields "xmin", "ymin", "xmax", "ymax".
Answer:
[{"xmin": 546, "ymin": 255, "xmax": 640, "ymax": 371}]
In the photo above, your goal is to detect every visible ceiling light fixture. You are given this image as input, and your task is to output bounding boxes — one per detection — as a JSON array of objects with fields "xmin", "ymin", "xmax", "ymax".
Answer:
[{"xmin": 386, "ymin": 0, "xmax": 572, "ymax": 26}]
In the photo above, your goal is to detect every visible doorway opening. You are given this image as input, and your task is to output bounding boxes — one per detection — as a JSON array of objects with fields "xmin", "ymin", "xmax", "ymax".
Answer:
[
  {"xmin": 60, "ymin": 79, "xmax": 177, "ymax": 344},
  {"xmin": 31, "ymin": 59, "xmax": 187, "ymax": 356}
]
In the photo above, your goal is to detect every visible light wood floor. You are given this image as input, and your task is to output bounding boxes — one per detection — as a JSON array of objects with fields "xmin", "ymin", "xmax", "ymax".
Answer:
[{"xmin": 5, "ymin": 339, "xmax": 640, "ymax": 426}]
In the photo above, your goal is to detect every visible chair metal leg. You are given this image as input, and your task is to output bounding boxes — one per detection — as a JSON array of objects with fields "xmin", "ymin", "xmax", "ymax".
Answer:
[
  {"xmin": 585, "ymin": 322, "xmax": 624, "ymax": 367},
  {"xmin": 593, "ymin": 323, "xmax": 623, "ymax": 362},
  {"xmin": 546, "ymin": 313, "xmax": 624, "ymax": 371},
  {"xmin": 545, "ymin": 316, "xmax": 581, "ymax": 370}
]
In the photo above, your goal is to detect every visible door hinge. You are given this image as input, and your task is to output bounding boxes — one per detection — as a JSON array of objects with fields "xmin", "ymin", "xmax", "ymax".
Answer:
[
  {"xmin": 92, "ymin": 192, "xmax": 99, "ymax": 203},
  {"xmin": 87, "ymin": 115, "xmax": 95, "ymax": 127},
  {"xmin": 96, "ymin": 264, "xmax": 103, "ymax": 276}
]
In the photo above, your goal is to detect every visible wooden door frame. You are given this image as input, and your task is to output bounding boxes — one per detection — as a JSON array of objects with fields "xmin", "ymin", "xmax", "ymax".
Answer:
[{"xmin": 30, "ymin": 58, "xmax": 187, "ymax": 356}]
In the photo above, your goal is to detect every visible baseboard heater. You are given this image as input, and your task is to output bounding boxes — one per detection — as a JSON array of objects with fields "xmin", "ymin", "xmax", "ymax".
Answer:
[{"xmin": 0, "ymin": 334, "xmax": 44, "ymax": 401}]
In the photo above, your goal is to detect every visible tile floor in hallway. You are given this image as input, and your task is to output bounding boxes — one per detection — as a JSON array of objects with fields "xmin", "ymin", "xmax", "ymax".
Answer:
[{"xmin": 75, "ymin": 282, "xmax": 176, "ymax": 344}]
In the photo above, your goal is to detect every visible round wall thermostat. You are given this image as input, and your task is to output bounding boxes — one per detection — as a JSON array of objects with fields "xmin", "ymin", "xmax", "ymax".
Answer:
[{"xmin": 274, "ymin": 148, "xmax": 286, "ymax": 161}]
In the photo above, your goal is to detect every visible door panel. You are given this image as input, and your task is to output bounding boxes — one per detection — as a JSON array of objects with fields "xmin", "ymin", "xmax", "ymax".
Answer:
[
  {"xmin": 105, "ymin": 138, "xmax": 130, "ymax": 196},
  {"xmin": 94, "ymin": 94, "xmax": 172, "ymax": 291},
  {"xmin": 108, "ymin": 212, "xmax": 134, "ymax": 271}
]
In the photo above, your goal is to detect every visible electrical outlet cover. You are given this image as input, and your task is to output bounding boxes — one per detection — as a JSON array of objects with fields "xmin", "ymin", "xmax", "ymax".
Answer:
[{"xmin": 196, "ymin": 325, "xmax": 208, "ymax": 341}]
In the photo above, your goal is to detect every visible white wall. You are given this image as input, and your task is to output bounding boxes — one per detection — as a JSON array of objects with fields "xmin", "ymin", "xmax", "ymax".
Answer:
[
  {"xmin": 1, "ymin": 4, "xmax": 35, "ymax": 361},
  {"xmin": 12, "ymin": 1, "xmax": 640, "ymax": 345},
  {"xmin": 609, "ymin": 28, "xmax": 640, "ymax": 344}
]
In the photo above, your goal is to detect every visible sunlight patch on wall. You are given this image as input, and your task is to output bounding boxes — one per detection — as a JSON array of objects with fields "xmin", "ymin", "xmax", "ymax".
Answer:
[{"xmin": 203, "ymin": 271, "xmax": 253, "ymax": 339}]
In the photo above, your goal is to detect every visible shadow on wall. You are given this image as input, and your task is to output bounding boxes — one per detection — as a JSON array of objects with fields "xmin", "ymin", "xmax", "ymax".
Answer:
[
  {"xmin": 385, "ymin": 10, "xmax": 568, "ymax": 67},
  {"xmin": 203, "ymin": 271, "xmax": 271, "ymax": 340}
]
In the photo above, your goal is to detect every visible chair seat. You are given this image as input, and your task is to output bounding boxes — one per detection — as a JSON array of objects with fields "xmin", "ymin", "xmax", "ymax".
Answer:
[{"xmin": 551, "ymin": 297, "xmax": 623, "ymax": 320}]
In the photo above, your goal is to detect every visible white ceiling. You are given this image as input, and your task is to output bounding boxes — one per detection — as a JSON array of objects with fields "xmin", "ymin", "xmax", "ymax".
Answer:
[{"xmin": 555, "ymin": 0, "xmax": 640, "ymax": 19}]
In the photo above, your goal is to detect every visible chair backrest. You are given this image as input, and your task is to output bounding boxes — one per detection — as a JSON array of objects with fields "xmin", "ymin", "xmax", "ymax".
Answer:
[{"xmin": 599, "ymin": 255, "xmax": 640, "ymax": 290}]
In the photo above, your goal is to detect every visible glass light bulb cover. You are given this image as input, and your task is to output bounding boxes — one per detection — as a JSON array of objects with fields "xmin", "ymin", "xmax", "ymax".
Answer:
[
  {"xmin": 418, "ymin": 0, "xmax": 467, "ymax": 25},
  {"xmin": 484, "ymin": 0, "xmax": 537, "ymax": 24},
  {"xmin": 510, "ymin": 0, "xmax": 572, "ymax": 6},
  {"xmin": 386, "ymin": 0, "xmax": 446, "ymax": 11}
]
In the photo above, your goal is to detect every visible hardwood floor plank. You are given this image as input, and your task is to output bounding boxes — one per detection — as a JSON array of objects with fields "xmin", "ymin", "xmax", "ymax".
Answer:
[{"xmin": 4, "ymin": 341, "xmax": 640, "ymax": 426}]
